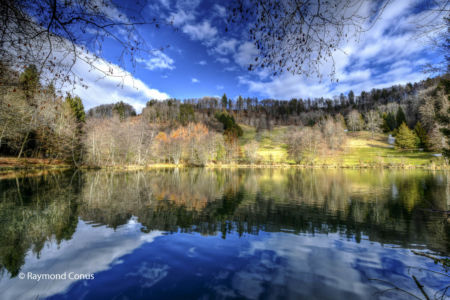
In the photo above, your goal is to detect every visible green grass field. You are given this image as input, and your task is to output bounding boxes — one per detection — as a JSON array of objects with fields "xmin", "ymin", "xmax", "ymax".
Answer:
[
  {"xmin": 329, "ymin": 131, "xmax": 442, "ymax": 167},
  {"xmin": 240, "ymin": 124, "xmax": 291, "ymax": 163},
  {"xmin": 239, "ymin": 125, "xmax": 447, "ymax": 168}
]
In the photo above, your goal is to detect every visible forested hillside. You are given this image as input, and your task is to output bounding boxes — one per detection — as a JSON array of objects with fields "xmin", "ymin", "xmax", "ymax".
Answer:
[{"xmin": 0, "ymin": 64, "xmax": 448, "ymax": 167}]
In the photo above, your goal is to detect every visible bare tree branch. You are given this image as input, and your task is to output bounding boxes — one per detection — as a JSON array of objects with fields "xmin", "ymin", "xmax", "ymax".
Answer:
[
  {"xmin": 227, "ymin": 0, "xmax": 449, "ymax": 79},
  {"xmin": 0, "ymin": 0, "xmax": 170, "ymax": 86}
]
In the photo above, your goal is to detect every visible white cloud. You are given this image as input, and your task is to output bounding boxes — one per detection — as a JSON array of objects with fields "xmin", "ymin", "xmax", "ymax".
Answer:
[
  {"xmin": 159, "ymin": 0, "xmax": 171, "ymax": 9},
  {"xmin": 213, "ymin": 39, "xmax": 238, "ymax": 56},
  {"xmin": 238, "ymin": 0, "xmax": 437, "ymax": 100},
  {"xmin": 216, "ymin": 85, "xmax": 224, "ymax": 90},
  {"xmin": 191, "ymin": 78, "xmax": 199, "ymax": 83},
  {"xmin": 0, "ymin": 219, "xmax": 163, "ymax": 300},
  {"xmin": 234, "ymin": 42, "xmax": 258, "ymax": 68},
  {"xmin": 5, "ymin": 18, "xmax": 169, "ymax": 114},
  {"xmin": 136, "ymin": 51, "xmax": 175, "ymax": 71},
  {"xmin": 169, "ymin": 9, "xmax": 195, "ymax": 26},
  {"xmin": 198, "ymin": 60, "xmax": 207, "ymax": 65},
  {"xmin": 65, "ymin": 50, "xmax": 169, "ymax": 113},
  {"xmin": 182, "ymin": 21, "xmax": 218, "ymax": 41},
  {"xmin": 216, "ymin": 57, "xmax": 230, "ymax": 64},
  {"xmin": 233, "ymin": 232, "xmax": 437, "ymax": 299},
  {"xmin": 224, "ymin": 66, "xmax": 237, "ymax": 72},
  {"xmin": 338, "ymin": 69, "xmax": 372, "ymax": 82},
  {"xmin": 239, "ymin": 74, "xmax": 329, "ymax": 100},
  {"xmin": 175, "ymin": 0, "xmax": 201, "ymax": 11},
  {"xmin": 213, "ymin": 4, "xmax": 227, "ymax": 18},
  {"xmin": 90, "ymin": 0, "xmax": 130, "ymax": 24},
  {"xmin": 238, "ymin": 57, "xmax": 428, "ymax": 100}
]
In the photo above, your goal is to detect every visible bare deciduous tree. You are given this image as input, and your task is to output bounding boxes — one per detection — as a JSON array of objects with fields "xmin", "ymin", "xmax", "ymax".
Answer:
[
  {"xmin": 321, "ymin": 118, "xmax": 346, "ymax": 150},
  {"xmin": 84, "ymin": 115, "xmax": 156, "ymax": 166},
  {"xmin": 365, "ymin": 110, "xmax": 382, "ymax": 139},
  {"xmin": 244, "ymin": 140, "xmax": 260, "ymax": 164},
  {"xmin": 228, "ymin": 0, "xmax": 391, "ymax": 78},
  {"xmin": 229, "ymin": 0, "xmax": 448, "ymax": 78},
  {"xmin": 419, "ymin": 97, "xmax": 436, "ymax": 131},
  {"xmin": 287, "ymin": 125, "xmax": 323, "ymax": 163},
  {"xmin": 346, "ymin": 110, "xmax": 364, "ymax": 131},
  {"xmin": 428, "ymin": 126, "xmax": 445, "ymax": 151},
  {"xmin": 0, "ymin": 0, "xmax": 167, "ymax": 85}
]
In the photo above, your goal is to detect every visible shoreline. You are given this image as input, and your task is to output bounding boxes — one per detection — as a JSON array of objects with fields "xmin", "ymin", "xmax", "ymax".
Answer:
[{"xmin": 0, "ymin": 159, "xmax": 448, "ymax": 172}]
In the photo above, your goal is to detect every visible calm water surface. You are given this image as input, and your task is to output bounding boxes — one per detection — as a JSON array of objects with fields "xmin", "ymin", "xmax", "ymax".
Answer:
[{"xmin": 0, "ymin": 169, "xmax": 448, "ymax": 299}]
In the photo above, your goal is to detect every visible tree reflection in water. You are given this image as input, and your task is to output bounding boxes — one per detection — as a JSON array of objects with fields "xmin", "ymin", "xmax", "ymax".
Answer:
[{"xmin": 0, "ymin": 169, "xmax": 448, "ymax": 279}]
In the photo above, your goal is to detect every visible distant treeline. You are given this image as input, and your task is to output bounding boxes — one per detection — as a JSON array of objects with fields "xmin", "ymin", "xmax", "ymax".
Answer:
[
  {"xmin": 141, "ymin": 77, "xmax": 445, "ymax": 129},
  {"xmin": 0, "ymin": 63, "xmax": 448, "ymax": 166},
  {"xmin": 87, "ymin": 102, "xmax": 136, "ymax": 119}
]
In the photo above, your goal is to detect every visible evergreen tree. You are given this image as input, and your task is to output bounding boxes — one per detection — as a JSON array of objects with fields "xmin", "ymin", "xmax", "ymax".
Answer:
[
  {"xmin": 440, "ymin": 126, "xmax": 449, "ymax": 157},
  {"xmin": 64, "ymin": 94, "xmax": 86, "ymax": 165},
  {"xmin": 112, "ymin": 101, "xmax": 136, "ymax": 120},
  {"xmin": 215, "ymin": 112, "xmax": 243, "ymax": 137},
  {"xmin": 348, "ymin": 90, "xmax": 355, "ymax": 105},
  {"xmin": 19, "ymin": 64, "xmax": 39, "ymax": 102},
  {"xmin": 385, "ymin": 112, "xmax": 397, "ymax": 131},
  {"xmin": 395, "ymin": 122, "xmax": 418, "ymax": 149},
  {"xmin": 113, "ymin": 101, "xmax": 126, "ymax": 120},
  {"xmin": 382, "ymin": 112, "xmax": 396, "ymax": 132},
  {"xmin": 179, "ymin": 104, "xmax": 195, "ymax": 125},
  {"xmin": 236, "ymin": 95, "xmax": 244, "ymax": 111},
  {"xmin": 65, "ymin": 94, "xmax": 86, "ymax": 123},
  {"xmin": 395, "ymin": 107, "xmax": 406, "ymax": 128},
  {"xmin": 414, "ymin": 122, "xmax": 429, "ymax": 150},
  {"xmin": 221, "ymin": 94, "xmax": 228, "ymax": 110}
]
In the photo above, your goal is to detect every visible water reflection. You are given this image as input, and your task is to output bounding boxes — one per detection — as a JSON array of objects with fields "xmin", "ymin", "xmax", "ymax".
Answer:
[
  {"xmin": 0, "ymin": 218, "xmax": 162, "ymax": 300},
  {"xmin": 77, "ymin": 169, "xmax": 449, "ymax": 252},
  {"xmin": 0, "ymin": 169, "xmax": 448, "ymax": 299}
]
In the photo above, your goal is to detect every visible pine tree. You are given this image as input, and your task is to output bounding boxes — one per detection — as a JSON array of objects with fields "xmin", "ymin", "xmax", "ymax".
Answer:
[
  {"xmin": 395, "ymin": 122, "xmax": 418, "ymax": 149},
  {"xmin": 65, "ymin": 94, "xmax": 85, "ymax": 123},
  {"xmin": 215, "ymin": 112, "xmax": 243, "ymax": 137},
  {"xmin": 395, "ymin": 107, "xmax": 406, "ymax": 129},
  {"xmin": 414, "ymin": 122, "xmax": 429, "ymax": 150},
  {"xmin": 64, "ymin": 94, "xmax": 85, "ymax": 164},
  {"xmin": 236, "ymin": 95, "xmax": 244, "ymax": 111},
  {"xmin": 348, "ymin": 90, "xmax": 355, "ymax": 106},
  {"xmin": 19, "ymin": 64, "xmax": 39, "ymax": 102},
  {"xmin": 179, "ymin": 104, "xmax": 195, "ymax": 125},
  {"xmin": 221, "ymin": 94, "xmax": 228, "ymax": 110},
  {"xmin": 384, "ymin": 112, "xmax": 397, "ymax": 132},
  {"xmin": 441, "ymin": 126, "xmax": 449, "ymax": 157}
]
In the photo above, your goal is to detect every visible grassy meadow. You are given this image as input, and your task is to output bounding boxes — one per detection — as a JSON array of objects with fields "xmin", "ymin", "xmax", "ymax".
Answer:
[{"xmin": 239, "ymin": 125, "xmax": 446, "ymax": 168}]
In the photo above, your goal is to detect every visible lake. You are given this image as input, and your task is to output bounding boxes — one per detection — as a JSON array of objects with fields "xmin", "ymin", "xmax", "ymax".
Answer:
[{"xmin": 0, "ymin": 169, "xmax": 448, "ymax": 299}]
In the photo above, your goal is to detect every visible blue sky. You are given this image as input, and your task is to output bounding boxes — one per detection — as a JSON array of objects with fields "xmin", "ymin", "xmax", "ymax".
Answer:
[{"xmin": 67, "ymin": 0, "xmax": 445, "ymax": 111}]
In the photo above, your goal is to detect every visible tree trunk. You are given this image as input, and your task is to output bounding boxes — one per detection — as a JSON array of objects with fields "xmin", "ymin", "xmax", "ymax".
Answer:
[
  {"xmin": 0, "ymin": 125, "xmax": 6, "ymax": 151},
  {"xmin": 17, "ymin": 130, "xmax": 30, "ymax": 158}
]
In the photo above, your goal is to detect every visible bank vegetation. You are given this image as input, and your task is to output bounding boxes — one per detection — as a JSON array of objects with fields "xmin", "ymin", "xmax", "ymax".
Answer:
[{"xmin": 0, "ymin": 64, "xmax": 448, "ymax": 169}]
